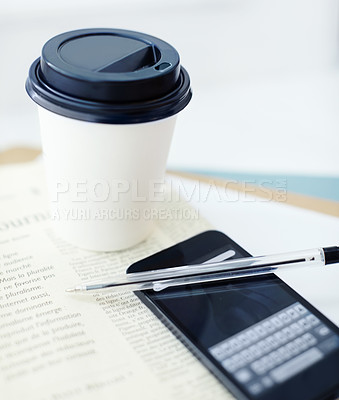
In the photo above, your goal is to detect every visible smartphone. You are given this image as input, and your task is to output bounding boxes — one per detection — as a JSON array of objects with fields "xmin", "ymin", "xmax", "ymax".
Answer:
[{"xmin": 127, "ymin": 230, "xmax": 339, "ymax": 400}]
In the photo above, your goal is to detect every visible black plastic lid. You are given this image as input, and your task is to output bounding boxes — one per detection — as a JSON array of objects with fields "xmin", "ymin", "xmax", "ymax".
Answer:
[{"xmin": 26, "ymin": 28, "xmax": 192, "ymax": 124}]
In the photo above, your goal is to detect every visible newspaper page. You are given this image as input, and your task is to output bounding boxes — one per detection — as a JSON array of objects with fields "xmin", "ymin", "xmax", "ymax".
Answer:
[{"xmin": 0, "ymin": 161, "xmax": 233, "ymax": 400}]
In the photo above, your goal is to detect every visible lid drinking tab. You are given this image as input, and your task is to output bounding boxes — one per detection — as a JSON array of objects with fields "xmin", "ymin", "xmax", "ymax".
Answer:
[{"xmin": 59, "ymin": 35, "xmax": 156, "ymax": 72}]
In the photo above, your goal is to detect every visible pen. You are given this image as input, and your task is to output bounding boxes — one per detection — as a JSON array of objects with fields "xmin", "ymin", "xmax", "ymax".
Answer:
[{"xmin": 66, "ymin": 246, "xmax": 339, "ymax": 293}]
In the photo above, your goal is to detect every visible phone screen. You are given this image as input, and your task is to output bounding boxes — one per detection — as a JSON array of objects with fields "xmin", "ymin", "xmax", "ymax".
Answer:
[{"xmin": 128, "ymin": 231, "xmax": 339, "ymax": 400}]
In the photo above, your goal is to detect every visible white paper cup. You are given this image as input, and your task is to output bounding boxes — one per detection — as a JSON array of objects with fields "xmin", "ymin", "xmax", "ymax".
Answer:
[
  {"xmin": 38, "ymin": 107, "xmax": 176, "ymax": 251},
  {"xmin": 26, "ymin": 28, "xmax": 191, "ymax": 251}
]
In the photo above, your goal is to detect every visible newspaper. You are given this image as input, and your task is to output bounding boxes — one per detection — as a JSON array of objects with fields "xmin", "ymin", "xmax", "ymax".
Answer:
[{"xmin": 0, "ymin": 161, "xmax": 233, "ymax": 400}]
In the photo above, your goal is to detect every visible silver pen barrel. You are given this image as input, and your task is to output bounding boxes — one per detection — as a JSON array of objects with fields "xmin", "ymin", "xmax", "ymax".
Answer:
[{"xmin": 67, "ymin": 247, "xmax": 328, "ymax": 293}]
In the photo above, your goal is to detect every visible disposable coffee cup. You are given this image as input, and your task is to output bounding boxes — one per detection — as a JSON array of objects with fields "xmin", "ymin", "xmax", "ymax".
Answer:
[{"xmin": 26, "ymin": 28, "xmax": 191, "ymax": 251}]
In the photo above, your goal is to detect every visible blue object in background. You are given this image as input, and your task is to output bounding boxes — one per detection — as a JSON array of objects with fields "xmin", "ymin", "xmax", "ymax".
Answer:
[{"xmin": 185, "ymin": 170, "xmax": 339, "ymax": 202}]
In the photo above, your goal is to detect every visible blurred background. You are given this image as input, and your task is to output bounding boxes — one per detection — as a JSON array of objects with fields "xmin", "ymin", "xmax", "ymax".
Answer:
[{"xmin": 1, "ymin": 0, "xmax": 339, "ymax": 200}]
